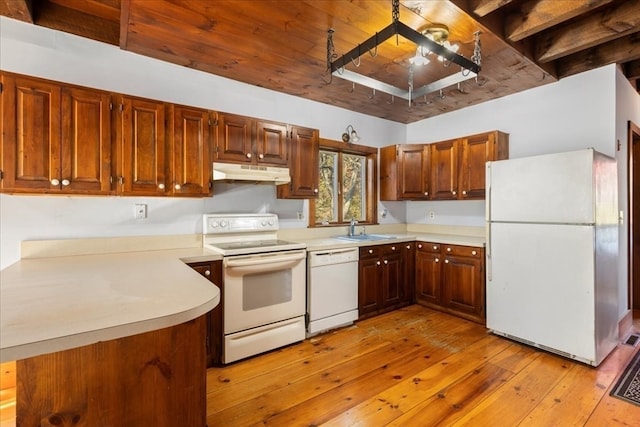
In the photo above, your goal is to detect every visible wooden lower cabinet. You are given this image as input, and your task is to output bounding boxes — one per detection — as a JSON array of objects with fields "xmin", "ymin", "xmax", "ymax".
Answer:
[
  {"xmin": 416, "ymin": 242, "xmax": 485, "ymax": 324},
  {"xmin": 17, "ymin": 316, "xmax": 207, "ymax": 427},
  {"xmin": 358, "ymin": 243, "xmax": 412, "ymax": 319},
  {"xmin": 187, "ymin": 260, "xmax": 223, "ymax": 367}
]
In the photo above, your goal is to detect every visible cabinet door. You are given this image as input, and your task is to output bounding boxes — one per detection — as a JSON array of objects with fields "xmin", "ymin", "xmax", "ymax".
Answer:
[
  {"xmin": 277, "ymin": 125, "xmax": 319, "ymax": 198},
  {"xmin": 188, "ymin": 260, "xmax": 223, "ymax": 367},
  {"xmin": 459, "ymin": 131, "xmax": 509, "ymax": 200},
  {"xmin": 442, "ymin": 252, "xmax": 484, "ymax": 322},
  {"xmin": 381, "ymin": 247, "xmax": 403, "ymax": 308},
  {"xmin": 415, "ymin": 244, "xmax": 442, "ymax": 306},
  {"xmin": 255, "ymin": 120, "xmax": 288, "ymax": 166},
  {"xmin": 214, "ymin": 112, "xmax": 253, "ymax": 163},
  {"xmin": 61, "ymin": 86, "xmax": 112, "ymax": 194},
  {"xmin": 1, "ymin": 73, "xmax": 62, "ymax": 192},
  {"xmin": 358, "ymin": 257, "xmax": 381, "ymax": 317},
  {"xmin": 402, "ymin": 242, "xmax": 415, "ymax": 303},
  {"xmin": 430, "ymin": 140, "xmax": 459, "ymax": 200},
  {"xmin": 398, "ymin": 145, "xmax": 430, "ymax": 199},
  {"xmin": 170, "ymin": 105, "xmax": 212, "ymax": 196},
  {"xmin": 119, "ymin": 96, "xmax": 166, "ymax": 195}
]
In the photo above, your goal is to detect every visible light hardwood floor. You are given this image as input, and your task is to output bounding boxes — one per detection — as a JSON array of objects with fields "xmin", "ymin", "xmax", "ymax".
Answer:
[
  {"xmin": 1, "ymin": 305, "xmax": 639, "ymax": 426},
  {"xmin": 205, "ymin": 305, "xmax": 640, "ymax": 426}
]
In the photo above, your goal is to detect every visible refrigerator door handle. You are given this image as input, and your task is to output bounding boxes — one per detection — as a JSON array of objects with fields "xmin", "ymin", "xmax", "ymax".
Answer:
[{"xmin": 486, "ymin": 163, "xmax": 492, "ymax": 281}]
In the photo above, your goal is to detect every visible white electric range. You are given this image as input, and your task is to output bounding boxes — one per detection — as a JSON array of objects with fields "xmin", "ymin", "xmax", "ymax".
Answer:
[{"xmin": 202, "ymin": 213, "xmax": 307, "ymax": 363}]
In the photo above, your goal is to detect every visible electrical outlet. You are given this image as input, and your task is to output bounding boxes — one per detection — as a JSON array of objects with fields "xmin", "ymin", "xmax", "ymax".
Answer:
[
  {"xmin": 134, "ymin": 204, "xmax": 147, "ymax": 220},
  {"xmin": 429, "ymin": 211, "xmax": 435, "ymax": 219}
]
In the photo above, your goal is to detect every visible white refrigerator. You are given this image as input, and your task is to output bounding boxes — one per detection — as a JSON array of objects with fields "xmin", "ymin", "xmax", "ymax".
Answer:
[{"xmin": 486, "ymin": 148, "xmax": 619, "ymax": 366}]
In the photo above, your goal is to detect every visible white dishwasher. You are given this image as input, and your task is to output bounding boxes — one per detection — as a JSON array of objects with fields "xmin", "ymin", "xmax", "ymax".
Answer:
[{"xmin": 307, "ymin": 247, "xmax": 359, "ymax": 336}]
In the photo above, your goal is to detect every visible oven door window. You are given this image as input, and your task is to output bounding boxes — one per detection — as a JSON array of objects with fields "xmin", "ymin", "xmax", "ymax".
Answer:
[{"xmin": 242, "ymin": 270, "xmax": 292, "ymax": 310}]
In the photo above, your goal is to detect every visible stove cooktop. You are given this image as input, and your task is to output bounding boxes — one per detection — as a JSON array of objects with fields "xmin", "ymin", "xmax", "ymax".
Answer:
[{"xmin": 204, "ymin": 239, "xmax": 306, "ymax": 256}]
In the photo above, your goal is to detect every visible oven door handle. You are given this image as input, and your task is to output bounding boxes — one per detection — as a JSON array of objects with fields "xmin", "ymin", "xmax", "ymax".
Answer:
[{"xmin": 224, "ymin": 250, "xmax": 306, "ymax": 270}]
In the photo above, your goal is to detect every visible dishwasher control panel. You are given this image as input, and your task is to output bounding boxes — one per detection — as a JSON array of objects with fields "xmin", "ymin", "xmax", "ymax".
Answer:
[{"xmin": 309, "ymin": 248, "xmax": 359, "ymax": 267}]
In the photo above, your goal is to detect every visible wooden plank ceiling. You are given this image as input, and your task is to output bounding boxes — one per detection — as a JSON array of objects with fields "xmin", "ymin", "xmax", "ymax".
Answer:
[{"xmin": 2, "ymin": 0, "xmax": 638, "ymax": 124}]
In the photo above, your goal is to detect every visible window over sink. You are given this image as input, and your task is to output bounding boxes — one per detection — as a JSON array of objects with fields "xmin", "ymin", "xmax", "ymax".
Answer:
[{"xmin": 310, "ymin": 139, "xmax": 377, "ymax": 227}]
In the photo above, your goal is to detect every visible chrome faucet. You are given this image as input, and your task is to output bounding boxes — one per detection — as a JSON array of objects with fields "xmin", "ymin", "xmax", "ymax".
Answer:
[{"xmin": 349, "ymin": 218, "xmax": 358, "ymax": 237}]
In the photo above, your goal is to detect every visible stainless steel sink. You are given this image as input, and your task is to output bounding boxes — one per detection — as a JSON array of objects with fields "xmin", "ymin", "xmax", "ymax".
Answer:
[{"xmin": 333, "ymin": 234, "xmax": 393, "ymax": 242}]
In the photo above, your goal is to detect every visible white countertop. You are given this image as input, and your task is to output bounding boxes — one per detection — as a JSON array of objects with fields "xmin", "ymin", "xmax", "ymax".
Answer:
[
  {"xmin": 300, "ymin": 233, "xmax": 485, "ymax": 252},
  {"xmin": 0, "ymin": 248, "xmax": 221, "ymax": 362}
]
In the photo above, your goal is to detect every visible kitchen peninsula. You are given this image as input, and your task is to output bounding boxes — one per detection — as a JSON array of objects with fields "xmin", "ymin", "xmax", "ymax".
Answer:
[{"xmin": 0, "ymin": 243, "xmax": 220, "ymax": 426}]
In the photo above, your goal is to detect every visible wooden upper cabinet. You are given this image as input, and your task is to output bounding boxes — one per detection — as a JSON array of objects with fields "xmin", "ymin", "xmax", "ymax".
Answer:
[
  {"xmin": 430, "ymin": 140, "xmax": 459, "ymax": 200},
  {"xmin": 213, "ymin": 113, "xmax": 289, "ymax": 167},
  {"xmin": 1, "ymin": 72, "xmax": 111, "ymax": 194},
  {"xmin": 379, "ymin": 131, "xmax": 508, "ymax": 202},
  {"xmin": 380, "ymin": 144, "xmax": 430, "ymax": 201},
  {"xmin": 117, "ymin": 95, "xmax": 167, "ymax": 196},
  {"xmin": 459, "ymin": 131, "xmax": 509, "ymax": 199},
  {"xmin": 168, "ymin": 104, "xmax": 212, "ymax": 197},
  {"xmin": 277, "ymin": 125, "xmax": 319, "ymax": 199},
  {"xmin": 61, "ymin": 86, "xmax": 112, "ymax": 194},
  {"xmin": 255, "ymin": 120, "xmax": 288, "ymax": 166},
  {"xmin": 214, "ymin": 112, "xmax": 253, "ymax": 164}
]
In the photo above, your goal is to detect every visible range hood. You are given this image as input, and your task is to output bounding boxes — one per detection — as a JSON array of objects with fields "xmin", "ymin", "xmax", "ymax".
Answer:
[{"xmin": 212, "ymin": 162, "xmax": 291, "ymax": 185}]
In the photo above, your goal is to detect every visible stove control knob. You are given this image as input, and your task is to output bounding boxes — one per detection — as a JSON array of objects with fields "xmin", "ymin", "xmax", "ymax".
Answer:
[
  {"xmin": 268, "ymin": 219, "xmax": 274, "ymax": 226},
  {"xmin": 261, "ymin": 220, "xmax": 267, "ymax": 226},
  {"xmin": 219, "ymin": 220, "xmax": 227, "ymax": 228},
  {"xmin": 210, "ymin": 220, "xmax": 219, "ymax": 228}
]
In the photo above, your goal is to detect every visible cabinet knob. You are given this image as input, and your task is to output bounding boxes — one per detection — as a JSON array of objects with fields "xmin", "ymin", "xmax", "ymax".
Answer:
[
  {"xmin": 204, "ymin": 270, "xmax": 210, "ymax": 276},
  {"xmin": 445, "ymin": 259, "xmax": 449, "ymax": 264},
  {"xmin": 472, "ymin": 250, "xmax": 477, "ymax": 256},
  {"xmin": 435, "ymin": 258, "xmax": 439, "ymax": 263},
  {"xmin": 376, "ymin": 261, "xmax": 381, "ymax": 266},
  {"xmin": 246, "ymin": 153, "xmax": 252, "ymax": 159},
  {"xmin": 383, "ymin": 259, "xmax": 388, "ymax": 265},
  {"xmin": 174, "ymin": 184, "xmax": 181, "ymax": 190},
  {"xmin": 462, "ymin": 190, "xmax": 467, "ymax": 195},
  {"xmin": 424, "ymin": 192, "xmax": 428, "ymax": 196},
  {"xmin": 314, "ymin": 188, "xmax": 319, "ymax": 193},
  {"xmin": 433, "ymin": 245, "xmax": 438, "ymax": 250},
  {"xmin": 452, "ymin": 191, "xmax": 457, "ymax": 196},
  {"xmin": 51, "ymin": 179, "xmax": 60, "ymax": 186},
  {"xmin": 368, "ymin": 249, "xmax": 373, "ymax": 254},
  {"xmin": 406, "ymin": 245, "xmax": 411, "ymax": 250},
  {"xmin": 446, "ymin": 247, "xmax": 452, "ymax": 252},
  {"xmin": 158, "ymin": 183, "xmax": 165, "ymax": 190},
  {"xmin": 258, "ymin": 153, "xmax": 264, "ymax": 159},
  {"xmin": 391, "ymin": 246, "xmax": 396, "ymax": 251},
  {"xmin": 61, "ymin": 179, "xmax": 70, "ymax": 186},
  {"xmin": 418, "ymin": 244, "xmax": 422, "ymax": 249}
]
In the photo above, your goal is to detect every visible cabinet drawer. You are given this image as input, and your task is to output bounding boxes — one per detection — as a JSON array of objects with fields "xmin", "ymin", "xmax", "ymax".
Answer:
[
  {"xmin": 359, "ymin": 246, "xmax": 381, "ymax": 259},
  {"xmin": 442, "ymin": 245, "xmax": 483, "ymax": 257},
  {"xmin": 416, "ymin": 242, "xmax": 441, "ymax": 254},
  {"xmin": 382, "ymin": 243, "xmax": 402, "ymax": 255}
]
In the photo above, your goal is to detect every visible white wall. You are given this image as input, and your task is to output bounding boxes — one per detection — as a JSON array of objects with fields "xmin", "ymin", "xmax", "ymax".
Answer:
[
  {"xmin": 406, "ymin": 65, "xmax": 617, "ymax": 226},
  {"xmin": 0, "ymin": 17, "xmax": 406, "ymax": 269}
]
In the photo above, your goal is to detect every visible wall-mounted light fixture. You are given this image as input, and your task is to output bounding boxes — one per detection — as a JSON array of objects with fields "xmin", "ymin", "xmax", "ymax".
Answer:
[
  {"xmin": 326, "ymin": 0, "xmax": 481, "ymax": 108},
  {"xmin": 341, "ymin": 125, "xmax": 360, "ymax": 143}
]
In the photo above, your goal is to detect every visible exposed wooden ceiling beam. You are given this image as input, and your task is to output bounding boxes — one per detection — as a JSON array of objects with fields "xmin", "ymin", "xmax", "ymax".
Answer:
[
  {"xmin": 506, "ymin": 0, "xmax": 614, "ymax": 42},
  {"xmin": 625, "ymin": 59, "xmax": 640, "ymax": 80},
  {"xmin": 0, "ymin": 0, "xmax": 33, "ymax": 22},
  {"xmin": 557, "ymin": 32, "xmax": 640, "ymax": 78},
  {"xmin": 33, "ymin": 0, "xmax": 119, "ymax": 45},
  {"xmin": 535, "ymin": 0, "xmax": 640, "ymax": 63},
  {"xmin": 469, "ymin": 0, "xmax": 516, "ymax": 17},
  {"xmin": 48, "ymin": 0, "xmax": 121, "ymax": 22}
]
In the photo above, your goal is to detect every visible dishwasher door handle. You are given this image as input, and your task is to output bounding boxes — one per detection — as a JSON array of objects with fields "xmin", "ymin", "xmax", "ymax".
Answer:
[{"xmin": 313, "ymin": 248, "xmax": 358, "ymax": 257}]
